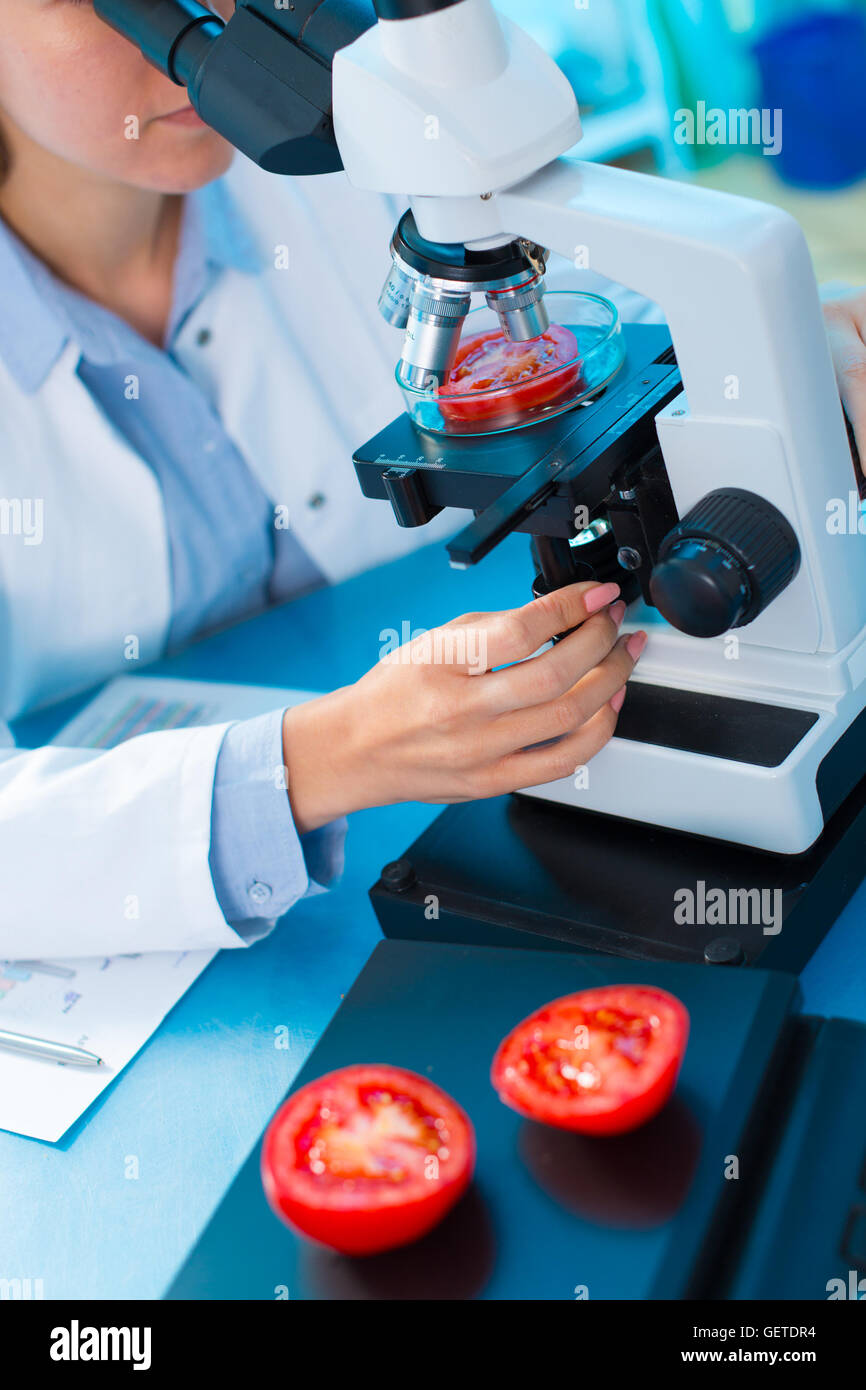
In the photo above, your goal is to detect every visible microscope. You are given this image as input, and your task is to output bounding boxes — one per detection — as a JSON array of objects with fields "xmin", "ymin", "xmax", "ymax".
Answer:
[
  {"xmin": 94, "ymin": 4, "xmax": 866, "ymax": 1306},
  {"xmin": 96, "ymin": 0, "xmax": 866, "ymax": 968}
]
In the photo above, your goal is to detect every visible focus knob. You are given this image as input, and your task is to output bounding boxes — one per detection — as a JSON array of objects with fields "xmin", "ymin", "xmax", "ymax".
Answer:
[{"xmin": 649, "ymin": 488, "xmax": 800, "ymax": 638}]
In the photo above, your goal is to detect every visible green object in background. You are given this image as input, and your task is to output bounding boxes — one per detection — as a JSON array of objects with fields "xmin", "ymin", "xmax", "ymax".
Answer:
[
  {"xmin": 649, "ymin": 0, "xmax": 759, "ymax": 166},
  {"xmin": 495, "ymin": 0, "xmax": 834, "ymax": 173}
]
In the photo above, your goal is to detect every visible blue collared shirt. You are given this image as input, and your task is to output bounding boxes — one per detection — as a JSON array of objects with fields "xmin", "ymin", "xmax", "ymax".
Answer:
[{"xmin": 0, "ymin": 179, "xmax": 343, "ymax": 940}]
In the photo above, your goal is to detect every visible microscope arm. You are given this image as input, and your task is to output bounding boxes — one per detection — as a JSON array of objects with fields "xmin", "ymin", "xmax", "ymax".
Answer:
[{"xmin": 491, "ymin": 157, "xmax": 866, "ymax": 659}]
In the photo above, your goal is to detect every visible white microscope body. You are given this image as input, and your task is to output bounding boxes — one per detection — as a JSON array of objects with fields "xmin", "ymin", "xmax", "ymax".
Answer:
[{"xmin": 334, "ymin": 0, "xmax": 866, "ymax": 854}]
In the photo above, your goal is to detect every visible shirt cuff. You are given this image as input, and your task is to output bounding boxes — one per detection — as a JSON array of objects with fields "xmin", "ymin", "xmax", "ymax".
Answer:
[{"xmin": 209, "ymin": 708, "xmax": 347, "ymax": 944}]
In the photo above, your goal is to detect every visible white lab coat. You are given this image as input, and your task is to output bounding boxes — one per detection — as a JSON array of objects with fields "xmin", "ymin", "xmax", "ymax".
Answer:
[
  {"xmin": 0, "ymin": 157, "xmax": 659, "ymax": 959},
  {"xmin": 0, "ymin": 159, "xmax": 464, "ymax": 959}
]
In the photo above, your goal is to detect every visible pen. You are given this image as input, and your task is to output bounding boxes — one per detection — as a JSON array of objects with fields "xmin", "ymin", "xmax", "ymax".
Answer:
[{"xmin": 0, "ymin": 1028, "xmax": 103, "ymax": 1068}]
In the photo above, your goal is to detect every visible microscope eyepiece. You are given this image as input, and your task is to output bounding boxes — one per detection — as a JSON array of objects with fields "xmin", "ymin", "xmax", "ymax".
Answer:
[
  {"xmin": 373, "ymin": 1, "xmax": 464, "ymax": 18},
  {"xmin": 93, "ymin": 1, "xmax": 377, "ymax": 174},
  {"xmin": 93, "ymin": 1, "xmax": 222, "ymax": 82}
]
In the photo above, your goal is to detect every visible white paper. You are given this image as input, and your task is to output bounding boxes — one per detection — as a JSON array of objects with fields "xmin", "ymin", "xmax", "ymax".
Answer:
[
  {"xmin": 0, "ymin": 951, "xmax": 216, "ymax": 1142},
  {"xmin": 0, "ymin": 675, "xmax": 319, "ymax": 1142}
]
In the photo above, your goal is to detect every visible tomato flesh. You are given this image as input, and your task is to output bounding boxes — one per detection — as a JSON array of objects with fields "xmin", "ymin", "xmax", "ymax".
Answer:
[
  {"xmin": 439, "ymin": 323, "xmax": 583, "ymax": 426},
  {"xmin": 491, "ymin": 985, "xmax": 689, "ymax": 1136},
  {"xmin": 261, "ymin": 1064, "xmax": 475, "ymax": 1255}
]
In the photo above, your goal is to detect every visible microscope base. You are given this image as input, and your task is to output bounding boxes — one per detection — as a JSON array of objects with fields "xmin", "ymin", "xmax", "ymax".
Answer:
[{"xmin": 370, "ymin": 775, "xmax": 866, "ymax": 972}]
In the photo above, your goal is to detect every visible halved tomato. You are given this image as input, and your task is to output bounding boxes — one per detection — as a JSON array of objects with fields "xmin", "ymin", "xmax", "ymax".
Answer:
[
  {"xmin": 261, "ymin": 1064, "xmax": 475, "ymax": 1255},
  {"xmin": 491, "ymin": 985, "xmax": 689, "ymax": 1136},
  {"xmin": 439, "ymin": 323, "xmax": 583, "ymax": 425}
]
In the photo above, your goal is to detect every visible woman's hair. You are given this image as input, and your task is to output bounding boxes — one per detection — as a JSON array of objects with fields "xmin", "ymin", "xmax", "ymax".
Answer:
[{"xmin": 0, "ymin": 128, "xmax": 7, "ymax": 182}]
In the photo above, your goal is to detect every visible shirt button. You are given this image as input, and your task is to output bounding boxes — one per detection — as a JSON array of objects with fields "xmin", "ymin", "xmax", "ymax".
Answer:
[
  {"xmin": 248, "ymin": 881, "xmax": 273, "ymax": 905},
  {"xmin": 196, "ymin": 328, "xmax": 212, "ymax": 347},
  {"xmin": 307, "ymin": 492, "xmax": 326, "ymax": 510}
]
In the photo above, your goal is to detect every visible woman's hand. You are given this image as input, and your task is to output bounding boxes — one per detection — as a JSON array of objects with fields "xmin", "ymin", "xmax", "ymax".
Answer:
[
  {"xmin": 822, "ymin": 285, "xmax": 866, "ymax": 466},
  {"xmin": 282, "ymin": 581, "xmax": 645, "ymax": 833}
]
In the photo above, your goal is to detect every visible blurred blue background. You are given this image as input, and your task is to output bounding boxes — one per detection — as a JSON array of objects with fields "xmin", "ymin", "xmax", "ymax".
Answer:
[{"xmin": 497, "ymin": 0, "xmax": 866, "ymax": 283}]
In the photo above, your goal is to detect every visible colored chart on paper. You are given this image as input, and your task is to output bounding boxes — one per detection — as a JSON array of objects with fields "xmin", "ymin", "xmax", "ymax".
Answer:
[
  {"xmin": 51, "ymin": 676, "xmax": 319, "ymax": 751},
  {"xmin": 70, "ymin": 697, "xmax": 219, "ymax": 749},
  {"xmin": 0, "ymin": 960, "xmax": 77, "ymax": 1005}
]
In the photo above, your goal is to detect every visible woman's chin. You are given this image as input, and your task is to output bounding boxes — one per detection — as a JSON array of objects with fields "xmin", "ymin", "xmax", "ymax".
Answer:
[{"xmin": 132, "ymin": 135, "xmax": 236, "ymax": 194}]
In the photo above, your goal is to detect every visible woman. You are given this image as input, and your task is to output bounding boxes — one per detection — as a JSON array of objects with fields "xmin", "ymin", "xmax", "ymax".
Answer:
[{"xmin": 0, "ymin": 2, "xmax": 644, "ymax": 958}]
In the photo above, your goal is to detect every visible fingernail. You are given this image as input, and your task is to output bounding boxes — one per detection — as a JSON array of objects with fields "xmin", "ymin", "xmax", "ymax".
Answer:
[
  {"xmin": 610, "ymin": 686, "xmax": 626, "ymax": 713},
  {"xmin": 584, "ymin": 582, "xmax": 621, "ymax": 614},
  {"xmin": 626, "ymin": 630, "xmax": 648, "ymax": 660},
  {"xmin": 609, "ymin": 600, "xmax": 626, "ymax": 628}
]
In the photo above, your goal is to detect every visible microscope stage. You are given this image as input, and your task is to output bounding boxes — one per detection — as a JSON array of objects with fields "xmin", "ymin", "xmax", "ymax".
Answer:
[{"xmin": 354, "ymin": 324, "xmax": 679, "ymax": 539}]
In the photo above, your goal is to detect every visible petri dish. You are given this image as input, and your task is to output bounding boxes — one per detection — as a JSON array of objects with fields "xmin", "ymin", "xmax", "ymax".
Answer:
[{"xmin": 397, "ymin": 290, "xmax": 625, "ymax": 437}]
